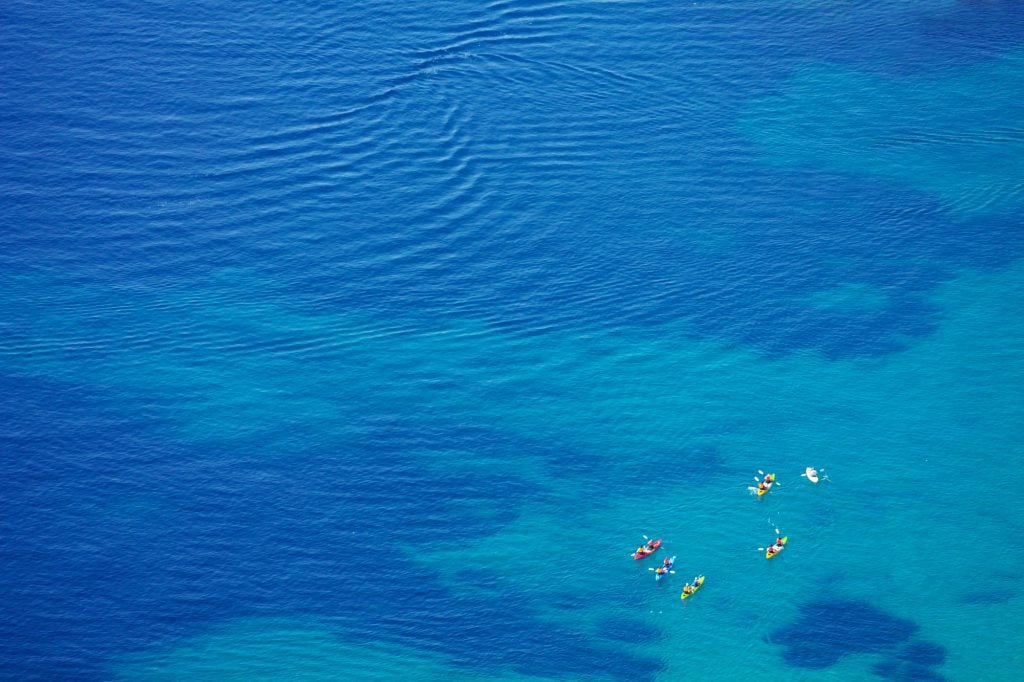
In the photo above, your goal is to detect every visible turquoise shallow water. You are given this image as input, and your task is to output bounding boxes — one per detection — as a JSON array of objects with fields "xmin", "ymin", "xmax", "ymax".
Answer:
[
  {"xmin": 56, "ymin": 263, "xmax": 1021, "ymax": 681},
  {"xmin": 2, "ymin": 1, "xmax": 1024, "ymax": 680}
]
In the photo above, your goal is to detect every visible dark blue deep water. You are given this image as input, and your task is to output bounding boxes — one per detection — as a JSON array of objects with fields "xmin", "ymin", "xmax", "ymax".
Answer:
[{"xmin": 3, "ymin": 1, "xmax": 1023, "ymax": 680}]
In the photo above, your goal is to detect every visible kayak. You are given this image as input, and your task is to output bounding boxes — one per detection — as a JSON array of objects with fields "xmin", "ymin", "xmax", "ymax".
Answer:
[
  {"xmin": 766, "ymin": 536, "xmax": 788, "ymax": 559},
  {"xmin": 633, "ymin": 538, "xmax": 662, "ymax": 560},
  {"xmin": 655, "ymin": 556, "xmax": 676, "ymax": 581},
  {"xmin": 805, "ymin": 467, "xmax": 819, "ymax": 483},
  {"xmin": 680, "ymin": 575, "xmax": 705, "ymax": 600},
  {"xmin": 757, "ymin": 473, "xmax": 776, "ymax": 497}
]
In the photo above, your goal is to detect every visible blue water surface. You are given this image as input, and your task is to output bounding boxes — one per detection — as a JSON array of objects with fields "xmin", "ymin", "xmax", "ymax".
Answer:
[{"xmin": 2, "ymin": 1, "xmax": 1023, "ymax": 680}]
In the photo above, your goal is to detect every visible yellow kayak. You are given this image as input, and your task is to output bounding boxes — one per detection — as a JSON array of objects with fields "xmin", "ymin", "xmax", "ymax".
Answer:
[
  {"xmin": 766, "ymin": 536, "xmax": 788, "ymax": 559},
  {"xmin": 757, "ymin": 473, "xmax": 776, "ymax": 496},
  {"xmin": 680, "ymin": 575, "xmax": 705, "ymax": 600}
]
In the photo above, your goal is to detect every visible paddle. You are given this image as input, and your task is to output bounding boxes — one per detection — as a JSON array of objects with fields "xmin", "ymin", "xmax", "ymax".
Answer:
[
  {"xmin": 757, "ymin": 529, "xmax": 782, "ymax": 551},
  {"xmin": 631, "ymin": 534, "xmax": 655, "ymax": 558}
]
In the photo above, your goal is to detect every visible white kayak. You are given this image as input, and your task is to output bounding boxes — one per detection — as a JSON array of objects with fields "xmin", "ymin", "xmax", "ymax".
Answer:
[{"xmin": 805, "ymin": 467, "xmax": 819, "ymax": 483}]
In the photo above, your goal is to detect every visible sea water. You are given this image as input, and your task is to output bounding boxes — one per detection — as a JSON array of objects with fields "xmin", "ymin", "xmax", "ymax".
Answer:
[{"xmin": 2, "ymin": 1, "xmax": 1023, "ymax": 680}]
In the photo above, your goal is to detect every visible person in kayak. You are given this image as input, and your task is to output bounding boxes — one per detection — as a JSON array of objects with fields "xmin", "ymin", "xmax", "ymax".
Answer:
[
  {"xmin": 638, "ymin": 540, "xmax": 657, "ymax": 554},
  {"xmin": 682, "ymin": 582, "xmax": 694, "ymax": 595},
  {"xmin": 656, "ymin": 567, "xmax": 667, "ymax": 575},
  {"xmin": 767, "ymin": 538, "xmax": 783, "ymax": 555},
  {"xmin": 662, "ymin": 557, "xmax": 672, "ymax": 567}
]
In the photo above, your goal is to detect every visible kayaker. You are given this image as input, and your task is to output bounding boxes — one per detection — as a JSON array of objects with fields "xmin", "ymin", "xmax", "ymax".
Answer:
[
  {"xmin": 655, "ymin": 567, "xmax": 666, "ymax": 575},
  {"xmin": 636, "ymin": 546, "xmax": 648, "ymax": 556},
  {"xmin": 663, "ymin": 557, "xmax": 672, "ymax": 566},
  {"xmin": 682, "ymin": 583, "xmax": 693, "ymax": 595},
  {"xmin": 758, "ymin": 481, "xmax": 769, "ymax": 491},
  {"xmin": 775, "ymin": 537, "xmax": 784, "ymax": 547}
]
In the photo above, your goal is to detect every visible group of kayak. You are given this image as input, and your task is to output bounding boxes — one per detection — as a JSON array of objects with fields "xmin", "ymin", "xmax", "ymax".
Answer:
[
  {"xmin": 633, "ymin": 539, "xmax": 704, "ymax": 600},
  {"xmin": 628, "ymin": 467, "xmax": 824, "ymax": 602}
]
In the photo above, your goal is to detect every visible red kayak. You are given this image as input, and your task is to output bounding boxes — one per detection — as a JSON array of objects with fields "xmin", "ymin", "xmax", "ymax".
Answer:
[{"xmin": 632, "ymin": 539, "xmax": 662, "ymax": 560}]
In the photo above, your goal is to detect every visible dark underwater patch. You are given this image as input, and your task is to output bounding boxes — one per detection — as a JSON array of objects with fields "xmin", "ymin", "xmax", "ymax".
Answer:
[
  {"xmin": 872, "ymin": 659, "xmax": 901, "ymax": 678},
  {"xmin": 0, "ymin": 375, "xmax": 661, "ymax": 681},
  {"xmin": 770, "ymin": 600, "xmax": 918, "ymax": 669},
  {"xmin": 283, "ymin": 161, "xmax": 1023, "ymax": 360},
  {"xmin": 896, "ymin": 642, "xmax": 946, "ymax": 667},
  {"xmin": 871, "ymin": 640, "xmax": 948, "ymax": 681}
]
